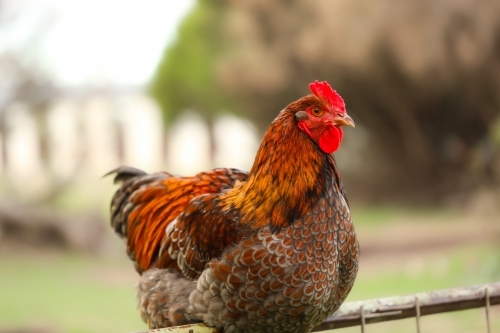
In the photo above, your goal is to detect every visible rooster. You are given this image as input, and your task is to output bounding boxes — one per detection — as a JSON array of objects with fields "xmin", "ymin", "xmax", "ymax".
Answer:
[{"xmin": 108, "ymin": 81, "xmax": 359, "ymax": 333}]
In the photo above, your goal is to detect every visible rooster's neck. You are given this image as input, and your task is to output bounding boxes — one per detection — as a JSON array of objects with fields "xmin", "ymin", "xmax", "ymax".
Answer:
[{"xmin": 223, "ymin": 111, "xmax": 336, "ymax": 231}]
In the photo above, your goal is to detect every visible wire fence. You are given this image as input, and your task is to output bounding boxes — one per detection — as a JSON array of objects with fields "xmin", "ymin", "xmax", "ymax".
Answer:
[
  {"xmin": 314, "ymin": 281, "xmax": 499, "ymax": 332},
  {"xmin": 138, "ymin": 281, "xmax": 499, "ymax": 333}
]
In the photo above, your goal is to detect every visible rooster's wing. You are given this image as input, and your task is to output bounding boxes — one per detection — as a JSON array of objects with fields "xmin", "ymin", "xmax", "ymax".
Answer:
[{"xmin": 108, "ymin": 166, "xmax": 248, "ymax": 275}]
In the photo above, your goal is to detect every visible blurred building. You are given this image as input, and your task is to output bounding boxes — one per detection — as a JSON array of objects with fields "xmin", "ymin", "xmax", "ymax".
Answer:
[{"xmin": 0, "ymin": 87, "xmax": 259, "ymax": 200}]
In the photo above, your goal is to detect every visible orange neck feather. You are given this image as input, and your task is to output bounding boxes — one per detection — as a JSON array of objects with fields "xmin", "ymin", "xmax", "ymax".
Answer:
[{"xmin": 222, "ymin": 110, "xmax": 330, "ymax": 230}]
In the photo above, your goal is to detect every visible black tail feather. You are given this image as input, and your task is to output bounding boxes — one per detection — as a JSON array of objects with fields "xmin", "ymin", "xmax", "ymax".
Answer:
[
  {"xmin": 106, "ymin": 166, "xmax": 170, "ymax": 238},
  {"xmin": 104, "ymin": 166, "xmax": 148, "ymax": 184}
]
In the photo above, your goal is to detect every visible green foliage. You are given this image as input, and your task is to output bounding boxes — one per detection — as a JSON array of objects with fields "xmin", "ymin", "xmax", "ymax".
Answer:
[{"xmin": 149, "ymin": 0, "xmax": 232, "ymax": 124}]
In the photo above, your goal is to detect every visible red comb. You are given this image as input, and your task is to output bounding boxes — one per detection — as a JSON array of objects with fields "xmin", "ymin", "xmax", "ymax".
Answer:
[{"xmin": 309, "ymin": 80, "xmax": 345, "ymax": 113}]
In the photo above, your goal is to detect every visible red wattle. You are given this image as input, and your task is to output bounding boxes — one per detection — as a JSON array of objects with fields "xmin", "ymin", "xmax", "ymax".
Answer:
[{"xmin": 318, "ymin": 126, "xmax": 343, "ymax": 154}]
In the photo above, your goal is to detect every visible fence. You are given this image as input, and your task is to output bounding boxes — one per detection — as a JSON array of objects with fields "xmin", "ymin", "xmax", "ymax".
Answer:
[{"xmin": 136, "ymin": 281, "xmax": 499, "ymax": 333}]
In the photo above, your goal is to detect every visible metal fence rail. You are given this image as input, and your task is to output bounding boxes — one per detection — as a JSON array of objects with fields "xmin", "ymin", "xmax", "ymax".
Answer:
[
  {"xmin": 138, "ymin": 281, "xmax": 499, "ymax": 333},
  {"xmin": 314, "ymin": 281, "xmax": 499, "ymax": 332}
]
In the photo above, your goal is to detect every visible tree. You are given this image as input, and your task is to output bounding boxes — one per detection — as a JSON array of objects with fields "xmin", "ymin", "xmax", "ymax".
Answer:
[
  {"xmin": 222, "ymin": 0, "xmax": 500, "ymax": 200},
  {"xmin": 151, "ymin": 0, "xmax": 500, "ymax": 201},
  {"xmin": 149, "ymin": 0, "xmax": 236, "ymax": 162}
]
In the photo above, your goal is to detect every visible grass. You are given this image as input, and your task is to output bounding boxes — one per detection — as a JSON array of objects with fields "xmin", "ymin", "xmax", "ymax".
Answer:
[
  {"xmin": 350, "ymin": 204, "xmax": 457, "ymax": 227},
  {"xmin": 0, "ymin": 205, "xmax": 498, "ymax": 333},
  {"xmin": 0, "ymin": 252, "xmax": 145, "ymax": 333},
  {"xmin": 349, "ymin": 246, "xmax": 500, "ymax": 300}
]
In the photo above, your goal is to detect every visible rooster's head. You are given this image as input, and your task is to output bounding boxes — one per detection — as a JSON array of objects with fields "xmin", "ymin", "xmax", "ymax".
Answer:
[{"xmin": 293, "ymin": 80, "xmax": 354, "ymax": 154}]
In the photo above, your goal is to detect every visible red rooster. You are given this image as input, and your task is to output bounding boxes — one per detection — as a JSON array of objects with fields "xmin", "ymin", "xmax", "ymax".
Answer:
[{"xmin": 108, "ymin": 81, "xmax": 359, "ymax": 333}]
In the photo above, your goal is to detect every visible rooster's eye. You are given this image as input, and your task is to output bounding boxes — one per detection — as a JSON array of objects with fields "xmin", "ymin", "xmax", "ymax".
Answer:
[{"xmin": 312, "ymin": 108, "xmax": 323, "ymax": 117}]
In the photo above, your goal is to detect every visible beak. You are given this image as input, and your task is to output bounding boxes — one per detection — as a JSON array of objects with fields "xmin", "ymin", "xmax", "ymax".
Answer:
[{"xmin": 334, "ymin": 114, "xmax": 355, "ymax": 128}]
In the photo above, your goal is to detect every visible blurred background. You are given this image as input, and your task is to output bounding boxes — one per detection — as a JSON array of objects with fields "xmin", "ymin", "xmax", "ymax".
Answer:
[{"xmin": 0, "ymin": 0, "xmax": 499, "ymax": 332}]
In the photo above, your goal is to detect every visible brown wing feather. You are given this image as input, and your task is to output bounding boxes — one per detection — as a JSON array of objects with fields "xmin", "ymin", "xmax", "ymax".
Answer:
[
  {"xmin": 157, "ymin": 192, "xmax": 248, "ymax": 279},
  {"xmin": 108, "ymin": 166, "xmax": 248, "ymax": 274}
]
